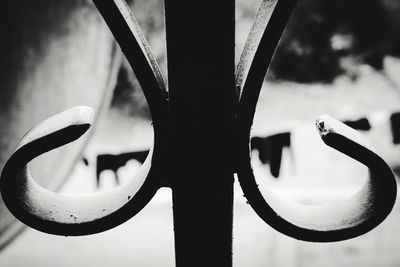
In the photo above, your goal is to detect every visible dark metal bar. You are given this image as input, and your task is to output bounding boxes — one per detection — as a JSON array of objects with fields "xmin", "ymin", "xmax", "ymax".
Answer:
[
  {"xmin": 92, "ymin": 0, "xmax": 168, "ymax": 129},
  {"xmin": 236, "ymin": 0, "xmax": 297, "ymax": 132},
  {"xmin": 164, "ymin": 0, "xmax": 235, "ymax": 266}
]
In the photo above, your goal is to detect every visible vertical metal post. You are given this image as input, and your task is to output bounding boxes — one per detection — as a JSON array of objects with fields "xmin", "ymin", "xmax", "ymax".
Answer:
[{"xmin": 165, "ymin": 0, "xmax": 235, "ymax": 266}]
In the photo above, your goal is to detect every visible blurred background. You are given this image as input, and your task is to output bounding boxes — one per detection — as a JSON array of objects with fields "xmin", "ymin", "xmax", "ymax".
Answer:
[{"xmin": 2, "ymin": 0, "xmax": 400, "ymax": 266}]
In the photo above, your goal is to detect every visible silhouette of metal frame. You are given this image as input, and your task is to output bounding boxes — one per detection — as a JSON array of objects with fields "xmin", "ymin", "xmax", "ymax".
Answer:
[{"xmin": 1, "ymin": 0, "xmax": 397, "ymax": 266}]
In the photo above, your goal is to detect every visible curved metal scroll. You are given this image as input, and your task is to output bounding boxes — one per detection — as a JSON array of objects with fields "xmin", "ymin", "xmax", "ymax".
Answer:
[
  {"xmin": 237, "ymin": 115, "xmax": 397, "ymax": 242},
  {"xmin": 0, "ymin": 0, "xmax": 167, "ymax": 236},
  {"xmin": 236, "ymin": 0, "xmax": 397, "ymax": 242},
  {"xmin": 0, "ymin": 107, "xmax": 158, "ymax": 235}
]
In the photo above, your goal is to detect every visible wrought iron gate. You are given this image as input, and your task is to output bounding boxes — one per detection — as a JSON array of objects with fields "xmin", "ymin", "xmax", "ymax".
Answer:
[{"xmin": 0, "ymin": 0, "xmax": 397, "ymax": 266}]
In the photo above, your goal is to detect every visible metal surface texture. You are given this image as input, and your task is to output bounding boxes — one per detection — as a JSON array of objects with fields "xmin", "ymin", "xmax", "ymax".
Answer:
[{"xmin": 0, "ymin": 0, "xmax": 398, "ymax": 265}]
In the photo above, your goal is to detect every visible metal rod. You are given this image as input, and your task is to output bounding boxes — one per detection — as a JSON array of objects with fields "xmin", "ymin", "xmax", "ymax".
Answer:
[
  {"xmin": 92, "ymin": 0, "xmax": 168, "ymax": 129},
  {"xmin": 164, "ymin": 0, "xmax": 235, "ymax": 265},
  {"xmin": 236, "ymin": 0, "xmax": 297, "ymax": 132}
]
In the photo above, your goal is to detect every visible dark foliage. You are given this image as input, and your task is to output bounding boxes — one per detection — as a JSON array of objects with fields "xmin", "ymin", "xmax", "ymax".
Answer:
[{"xmin": 269, "ymin": 0, "xmax": 400, "ymax": 83}]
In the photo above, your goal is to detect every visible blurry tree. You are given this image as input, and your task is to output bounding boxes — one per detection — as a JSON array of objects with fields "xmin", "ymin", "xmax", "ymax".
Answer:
[{"xmin": 268, "ymin": 0, "xmax": 400, "ymax": 83}]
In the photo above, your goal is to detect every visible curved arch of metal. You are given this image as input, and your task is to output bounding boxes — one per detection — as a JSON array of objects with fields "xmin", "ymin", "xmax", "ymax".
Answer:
[
  {"xmin": 237, "ymin": 115, "xmax": 397, "ymax": 242},
  {"xmin": 236, "ymin": 0, "xmax": 397, "ymax": 242},
  {"xmin": 0, "ymin": 107, "xmax": 160, "ymax": 236}
]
